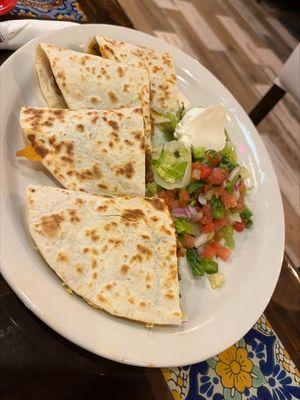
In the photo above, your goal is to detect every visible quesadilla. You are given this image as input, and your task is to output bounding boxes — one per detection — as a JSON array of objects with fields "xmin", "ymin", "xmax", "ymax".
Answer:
[
  {"xmin": 19, "ymin": 106, "xmax": 145, "ymax": 196},
  {"xmin": 88, "ymin": 36, "xmax": 185, "ymax": 119},
  {"xmin": 36, "ymin": 43, "xmax": 152, "ymax": 150},
  {"xmin": 27, "ymin": 185, "xmax": 182, "ymax": 325}
]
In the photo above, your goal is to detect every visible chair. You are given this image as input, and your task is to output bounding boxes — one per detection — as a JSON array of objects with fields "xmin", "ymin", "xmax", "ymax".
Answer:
[{"xmin": 249, "ymin": 44, "xmax": 299, "ymax": 125}]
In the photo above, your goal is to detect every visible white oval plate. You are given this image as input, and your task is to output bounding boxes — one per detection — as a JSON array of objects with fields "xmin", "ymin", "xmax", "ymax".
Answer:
[{"xmin": 0, "ymin": 24, "xmax": 284, "ymax": 367}]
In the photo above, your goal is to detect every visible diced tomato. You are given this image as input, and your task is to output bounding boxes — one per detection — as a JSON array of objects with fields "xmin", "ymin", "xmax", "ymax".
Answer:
[
  {"xmin": 239, "ymin": 181, "xmax": 246, "ymax": 196},
  {"xmin": 202, "ymin": 244, "xmax": 217, "ymax": 259},
  {"xmin": 213, "ymin": 217, "xmax": 229, "ymax": 231},
  {"xmin": 183, "ymin": 234, "xmax": 195, "ymax": 249},
  {"xmin": 165, "ymin": 198, "xmax": 179, "ymax": 210},
  {"xmin": 179, "ymin": 190, "xmax": 190, "ymax": 207},
  {"xmin": 220, "ymin": 189, "xmax": 238, "ymax": 209},
  {"xmin": 202, "ymin": 223, "xmax": 214, "ymax": 233},
  {"xmin": 200, "ymin": 164, "xmax": 212, "ymax": 180},
  {"xmin": 212, "ymin": 242, "xmax": 231, "ymax": 261},
  {"xmin": 192, "ymin": 161, "xmax": 202, "ymax": 171},
  {"xmin": 158, "ymin": 189, "xmax": 177, "ymax": 200},
  {"xmin": 233, "ymin": 222, "xmax": 245, "ymax": 232},
  {"xmin": 201, "ymin": 204, "xmax": 212, "ymax": 224},
  {"xmin": 207, "ymin": 168, "xmax": 226, "ymax": 185},
  {"xmin": 214, "ymin": 231, "xmax": 223, "ymax": 241}
]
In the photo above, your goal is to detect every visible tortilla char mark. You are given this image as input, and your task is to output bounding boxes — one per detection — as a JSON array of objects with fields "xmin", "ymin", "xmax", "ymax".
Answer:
[
  {"xmin": 144, "ymin": 197, "xmax": 167, "ymax": 212},
  {"xmin": 121, "ymin": 208, "xmax": 145, "ymax": 221},
  {"xmin": 36, "ymin": 213, "xmax": 65, "ymax": 238},
  {"xmin": 115, "ymin": 162, "xmax": 135, "ymax": 179}
]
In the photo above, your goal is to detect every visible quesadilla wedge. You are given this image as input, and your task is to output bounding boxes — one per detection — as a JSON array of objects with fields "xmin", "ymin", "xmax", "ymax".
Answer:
[
  {"xmin": 88, "ymin": 36, "xmax": 187, "ymax": 119},
  {"xmin": 36, "ymin": 43, "xmax": 151, "ymax": 150},
  {"xmin": 27, "ymin": 185, "xmax": 183, "ymax": 325},
  {"xmin": 19, "ymin": 106, "xmax": 145, "ymax": 196}
]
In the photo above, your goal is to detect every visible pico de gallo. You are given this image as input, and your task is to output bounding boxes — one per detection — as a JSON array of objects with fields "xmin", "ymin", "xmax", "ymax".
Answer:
[{"xmin": 147, "ymin": 105, "xmax": 253, "ymax": 288}]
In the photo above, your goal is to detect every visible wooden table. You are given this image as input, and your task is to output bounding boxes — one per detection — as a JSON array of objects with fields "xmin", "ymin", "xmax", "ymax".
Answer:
[{"xmin": 0, "ymin": 1, "xmax": 299, "ymax": 399}]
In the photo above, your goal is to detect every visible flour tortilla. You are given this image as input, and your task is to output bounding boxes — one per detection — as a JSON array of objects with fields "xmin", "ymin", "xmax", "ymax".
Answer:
[
  {"xmin": 27, "ymin": 185, "xmax": 182, "ymax": 325},
  {"xmin": 89, "ymin": 35, "xmax": 183, "ymax": 118},
  {"xmin": 20, "ymin": 106, "xmax": 145, "ymax": 196},
  {"xmin": 36, "ymin": 43, "xmax": 151, "ymax": 150}
]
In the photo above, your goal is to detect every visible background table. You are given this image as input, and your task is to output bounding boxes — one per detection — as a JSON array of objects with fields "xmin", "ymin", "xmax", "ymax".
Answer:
[{"xmin": 0, "ymin": 1, "xmax": 299, "ymax": 399}]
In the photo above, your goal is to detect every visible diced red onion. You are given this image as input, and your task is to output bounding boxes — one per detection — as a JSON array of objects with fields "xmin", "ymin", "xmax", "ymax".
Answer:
[
  {"xmin": 229, "ymin": 166, "xmax": 241, "ymax": 182},
  {"xmin": 198, "ymin": 194, "xmax": 207, "ymax": 205},
  {"xmin": 186, "ymin": 205, "xmax": 198, "ymax": 217},
  {"xmin": 172, "ymin": 207, "xmax": 189, "ymax": 218},
  {"xmin": 196, "ymin": 246, "xmax": 203, "ymax": 256}
]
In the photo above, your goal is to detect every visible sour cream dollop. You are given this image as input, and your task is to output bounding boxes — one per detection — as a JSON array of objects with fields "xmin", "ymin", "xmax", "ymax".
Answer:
[{"xmin": 174, "ymin": 104, "xmax": 226, "ymax": 151}]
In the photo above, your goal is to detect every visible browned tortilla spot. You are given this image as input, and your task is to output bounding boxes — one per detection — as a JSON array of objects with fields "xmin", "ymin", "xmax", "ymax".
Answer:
[
  {"xmin": 123, "ymin": 163, "xmax": 134, "ymax": 178},
  {"xmin": 130, "ymin": 254, "xmax": 143, "ymax": 263},
  {"xmin": 136, "ymin": 244, "xmax": 153, "ymax": 258},
  {"xmin": 142, "ymin": 235, "xmax": 150, "ymax": 240},
  {"xmin": 97, "ymin": 294, "xmax": 107, "ymax": 302},
  {"xmin": 93, "ymin": 272, "xmax": 98, "ymax": 279},
  {"xmin": 128, "ymin": 297, "xmax": 135, "ymax": 304},
  {"xmin": 27, "ymin": 134, "xmax": 49, "ymax": 158},
  {"xmin": 105, "ymin": 284, "xmax": 113, "ymax": 290},
  {"xmin": 68, "ymin": 209, "xmax": 80, "ymax": 223},
  {"xmin": 85, "ymin": 228, "xmax": 100, "ymax": 242},
  {"xmin": 108, "ymin": 120, "xmax": 119, "ymax": 130},
  {"xmin": 76, "ymin": 124, "xmax": 84, "ymax": 132},
  {"xmin": 117, "ymin": 66, "xmax": 124, "ymax": 77},
  {"xmin": 38, "ymin": 213, "xmax": 64, "ymax": 238},
  {"xmin": 108, "ymin": 90, "xmax": 118, "ymax": 103},
  {"xmin": 97, "ymin": 205, "xmax": 107, "ymax": 212},
  {"xmin": 122, "ymin": 208, "xmax": 145, "ymax": 220},
  {"xmin": 123, "ymin": 84, "xmax": 130, "ymax": 93},
  {"xmin": 75, "ymin": 198, "xmax": 84, "ymax": 206},
  {"xmin": 102, "ymin": 245, "xmax": 108, "ymax": 253},
  {"xmin": 83, "ymin": 247, "xmax": 89, "ymax": 254},
  {"xmin": 76, "ymin": 264, "xmax": 83, "ymax": 273},
  {"xmin": 165, "ymin": 292, "xmax": 174, "ymax": 299},
  {"xmin": 124, "ymin": 139, "xmax": 133, "ymax": 146},
  {"xmin": 145, "ymin": 198, "xmax": 166, "ymax": 211},
  {"xmin": 121, "ymin": 264, "xmax": 129, "ymax": 274},
  {"xmin": 57, "ymin": 251, "xmax": 68, "ymax": 262},
  {"xmin": 145, "ymin": 273, "xmax": 151, "ymax": 281},
  {"xmin": 61, "ymin": 155, "xmax": 73, "ymax": 163},
  {"xmin": 97, "ymin": 183, "xmax": 108, "ymax": 190},
  {"xmin": 90, "ymin": 96, "xmax": 99, "ymax": 104},
  {"xmin": 139, "ymin": 301, "xmax": 146, "ymax": 307}
]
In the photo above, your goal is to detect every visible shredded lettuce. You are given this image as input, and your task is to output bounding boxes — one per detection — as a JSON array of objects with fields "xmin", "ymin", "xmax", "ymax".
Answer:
[
  {"xmin": 146, "ymin": 182, "xmax": 158, "ymax": 196},
  {"xmin": 186, "ymin": 249, "xmax": 218, "ymax": 276},
  {"xmin": 240, "ymin": 206, "xmax": 253, "ymax": 229},
  {"xmin": 186, "ymin": 249, "xmax": 205, "ymax": 276},
  {"xmin": 174, "ymin": 218, "xmax": 194, "ymax": 235},
  {"xmin": 159, "ymin": 103, "xmax": 185, "ymax": 141},
  {"xmin": 192, "ymin": 146, "xmax": 206, "ymax": 160},
  {"xmin": 211, "ymin": 197, "xmax": 225, "ymax": 219},
  {"xmin": 220, "ymin": 226, "xmax": 235, "ymax": 249},
  {"xmin": 152, "ymin": 141, "xmax": 192, "ymax": 189},
  {"xmin": 225, "ymin": 182, "xmax": 234, "ymax": 193},
  {"xmin": 240, "ymin": 166, "xmax": 251, "ymax": 180},
  {"xmin": 221, "ymin": 139, "xmax": 237, "ymax": 163},
  {"xmin": 208, "ymin": 273, "xmax": 224, "ymax": 289}
]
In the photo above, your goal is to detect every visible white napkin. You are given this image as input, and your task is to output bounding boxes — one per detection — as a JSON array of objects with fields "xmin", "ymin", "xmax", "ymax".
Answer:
[{"xmin": 0, "ymin": 19, "xmax": 78, "ymax": 50}]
